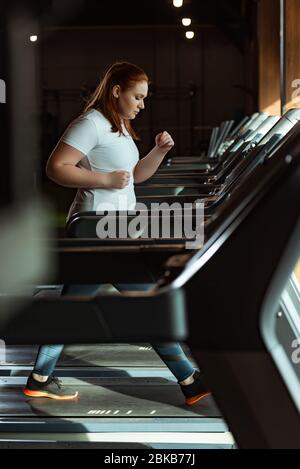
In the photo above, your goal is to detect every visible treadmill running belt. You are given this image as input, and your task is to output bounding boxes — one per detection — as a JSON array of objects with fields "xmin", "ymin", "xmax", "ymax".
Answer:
[{"xmin": 0, "ymin": 377, "xmax": 220, "ymax": 418}]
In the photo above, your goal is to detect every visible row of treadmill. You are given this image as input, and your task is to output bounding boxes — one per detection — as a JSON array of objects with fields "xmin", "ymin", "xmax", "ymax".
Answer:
[{"xmin": 1, "ymin": 109, "xmax": 300, "ymax": 449}]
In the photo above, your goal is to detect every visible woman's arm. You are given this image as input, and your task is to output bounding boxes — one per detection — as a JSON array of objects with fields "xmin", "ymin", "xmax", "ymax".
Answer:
[
  {"xmin": 46, "ymin": 142, "xmax": 129, "ymax": 189},
  {"xmin": 134, "ymin": 131, "xmax": 174, "ymax": 184}
]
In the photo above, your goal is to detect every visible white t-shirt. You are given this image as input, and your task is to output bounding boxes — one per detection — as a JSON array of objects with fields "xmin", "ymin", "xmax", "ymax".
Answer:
[{"xmin": 60, "ymin": 109, "xmax": 139, "ymax": 221}]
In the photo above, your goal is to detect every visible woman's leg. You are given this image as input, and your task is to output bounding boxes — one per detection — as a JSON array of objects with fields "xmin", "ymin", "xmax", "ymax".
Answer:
[
  {"xmin": 24, "ymin": 283, "xmax": 103, "ymax": 399},
  {"xmin": 114, "ymin": 283, "xmax": 196, "ymax": 383},
  {"xmin": 115, "ymin": 283, "xmax": 210, "ymax": 405},
  {"xmin": 33, "ymin": 344, "xmax": 64, "ymax": 378},
  {"xmin": 32, "ymin": 284, "xmax": 102, "ymax": 378},
  {"xmin": 150, "ymin": 342, "xmax": 195, "ymax": 383}
]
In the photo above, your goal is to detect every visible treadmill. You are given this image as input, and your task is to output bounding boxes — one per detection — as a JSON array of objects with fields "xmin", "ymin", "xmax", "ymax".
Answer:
[
  {"xmin": 1, "ymin": 123, "xmax": 300, "ymax": 448},
  {"xmin": 1, "ymin": 2, "xmax": 300, "ymax": 449},
  {"xmin": 135, "ymin": 115, "xmax": 280, "ymax": 196}
]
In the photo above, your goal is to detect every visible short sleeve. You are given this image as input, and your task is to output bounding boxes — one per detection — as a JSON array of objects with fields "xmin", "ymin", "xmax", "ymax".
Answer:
[{"xmin": 61, "ymin": 116, "xmax": 99, "ymax": 155}]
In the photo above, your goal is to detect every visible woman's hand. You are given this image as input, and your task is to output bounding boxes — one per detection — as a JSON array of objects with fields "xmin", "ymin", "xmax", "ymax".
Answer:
[
  {"xmin": 105, "ymin": 170, "xmax": 130, "ymax": 189},
  {"xmin": 155, "ymin": 131, "xmax": 175, "ymax": 153}
]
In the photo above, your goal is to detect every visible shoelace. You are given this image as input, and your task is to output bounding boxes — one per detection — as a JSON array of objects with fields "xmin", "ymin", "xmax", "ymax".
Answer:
[{"xmin": 50, "ymin": 376, "xmax": 62, "ymax": 389}]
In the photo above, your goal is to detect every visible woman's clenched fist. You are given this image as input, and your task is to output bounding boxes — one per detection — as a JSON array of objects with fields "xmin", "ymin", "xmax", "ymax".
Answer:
[
  {"xmin": 155, "ymin": 131, "xmax": 175, "ymax": 153},
  {"xmin": 105, "ymin": 170, "xmax": 130, "ymax": 189}
]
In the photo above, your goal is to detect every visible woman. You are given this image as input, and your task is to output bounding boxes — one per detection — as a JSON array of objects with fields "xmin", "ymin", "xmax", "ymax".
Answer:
[{"xmin": 23, "ymin": 62, "xmax": 209, "ymax": 405}]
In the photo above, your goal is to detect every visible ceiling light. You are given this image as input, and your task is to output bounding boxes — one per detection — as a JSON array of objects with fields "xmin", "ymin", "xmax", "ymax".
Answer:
[
  {"xmin": 182, "ymin": 18, "xmax": 191, "ymax": 26},
  {"xmin": 185, "ymin": 31, "xmax": 195, "ymax": 39}
]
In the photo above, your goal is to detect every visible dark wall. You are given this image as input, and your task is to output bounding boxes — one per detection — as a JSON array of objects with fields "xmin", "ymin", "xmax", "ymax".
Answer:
[{"xmin": 41, "ymin": 25, "xmax": 246, "ymax": 159}]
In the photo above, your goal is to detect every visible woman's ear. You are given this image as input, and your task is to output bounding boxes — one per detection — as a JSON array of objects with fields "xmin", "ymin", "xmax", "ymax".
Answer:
[{"xmin": 112, "ymin": 85, "xmax": 120, "ymax": 99}]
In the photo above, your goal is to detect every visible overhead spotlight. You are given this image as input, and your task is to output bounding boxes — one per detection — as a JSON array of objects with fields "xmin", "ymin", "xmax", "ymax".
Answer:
[
  {"xmin": 173, "ymin": 0, "xmax": 183, "ymax": 7},
  {"xmin": 182, "ymin": 18, "xmax": 191, "ymax": 26},
  {"xmin": 30, "ymin": 35, "xmax": 38, "ymax": 42},
  {"xmin": 185, "ymin": 31, "xmax": 194, "ymax": 39}
]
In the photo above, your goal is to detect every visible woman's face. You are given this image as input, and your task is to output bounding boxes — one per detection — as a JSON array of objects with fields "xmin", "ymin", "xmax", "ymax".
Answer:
[{"xmin": 113, "ymin": 80, "xmax": 148, "ymax": 120}]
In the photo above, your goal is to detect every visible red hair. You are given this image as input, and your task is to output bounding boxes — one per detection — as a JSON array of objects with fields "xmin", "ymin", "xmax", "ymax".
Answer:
[{"xmin": 84, "ymin": 62, "xmax": 149, "ymax": 140}]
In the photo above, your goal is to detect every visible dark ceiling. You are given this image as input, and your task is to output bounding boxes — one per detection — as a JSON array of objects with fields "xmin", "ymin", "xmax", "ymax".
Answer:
[
  {"xmin": 37, "ymin": 0, "xmax": 250, "ymax": 27},
  {"xmin": 1, "ymin": 0, "xmax": 256, "ymax": 51},
  {"xmin": 38, "ymin": 0, "xmax": 255, "ymax": 51}
]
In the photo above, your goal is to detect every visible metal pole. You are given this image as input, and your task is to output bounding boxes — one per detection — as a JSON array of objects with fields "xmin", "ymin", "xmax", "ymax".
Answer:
[{"xmin": 280, "ymin": 0, "xmax": 286, "ymax": 115}]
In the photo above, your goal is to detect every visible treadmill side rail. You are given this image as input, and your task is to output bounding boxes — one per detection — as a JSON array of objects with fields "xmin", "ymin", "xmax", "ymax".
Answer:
[{"xmin": 0, "ymin": 287, "xmax": 188, "ymax": 344}]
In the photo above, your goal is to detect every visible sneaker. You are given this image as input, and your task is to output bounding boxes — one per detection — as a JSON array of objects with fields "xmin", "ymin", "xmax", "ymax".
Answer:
[
  {"xmin": 180, "ymin": 370, "xmax": 210, "ymax": 406},
  {"xmin": 23, "ymin": 374, "xmax": 79, "ymax": 400}
]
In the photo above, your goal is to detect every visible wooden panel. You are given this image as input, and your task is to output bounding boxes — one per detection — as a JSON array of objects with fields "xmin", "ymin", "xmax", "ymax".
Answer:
[
  {"xmin": 285, "ymin": 0, "xmax": 300, "ymax": 110},
  {"xmin": 285, "ymin": 1, "xmax": 300, "ymax": 282},
  {"xmin": 258, "ymin": 0, "xmax": 281, "ymax": 115},
  {"xmin": 294, "ymin": 259, "xmax": 300, "ymax": 285}
]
